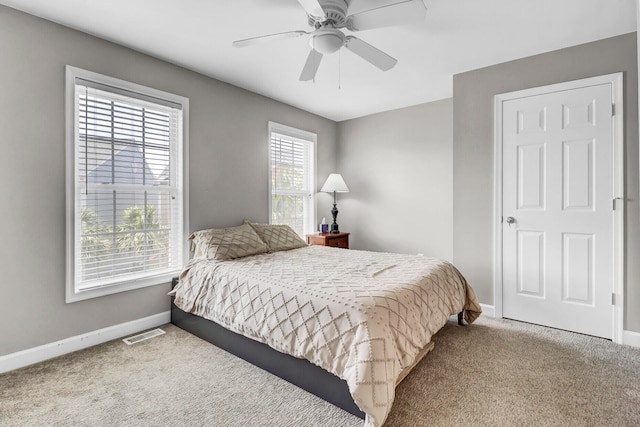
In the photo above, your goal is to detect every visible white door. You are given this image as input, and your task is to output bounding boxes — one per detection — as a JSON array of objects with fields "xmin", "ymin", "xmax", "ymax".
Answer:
[{"xmin": 500, "ymin": 78, "xmax": 621, "ymax": 339}]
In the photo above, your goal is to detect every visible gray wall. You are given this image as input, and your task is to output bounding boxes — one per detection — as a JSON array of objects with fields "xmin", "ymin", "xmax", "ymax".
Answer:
[
  {"xmin": 336, "ymin": 99, "xmax": 453, "ymax": 260},
  {"xmin": 0, "ymin": 5, "xmax": 337, "ymax": 355},
  {"xmin": 453, "ymin": 33, "xmax": 640, "ymax": 332}
]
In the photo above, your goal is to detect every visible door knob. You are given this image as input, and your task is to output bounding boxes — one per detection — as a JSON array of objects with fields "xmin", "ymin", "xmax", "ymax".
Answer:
[{"xmin": 506, "ymin": 216, "xmax": 515, "ymax": 228}]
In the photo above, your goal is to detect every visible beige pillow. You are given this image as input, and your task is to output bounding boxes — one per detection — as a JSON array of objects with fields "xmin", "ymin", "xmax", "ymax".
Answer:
[
  {"xmin": 189, "ymin": 223, "xmax": 268, "ymax": 260},
  {"xmin": 245, "ymin": 221, "xmax": 307, "ymax": 252}
]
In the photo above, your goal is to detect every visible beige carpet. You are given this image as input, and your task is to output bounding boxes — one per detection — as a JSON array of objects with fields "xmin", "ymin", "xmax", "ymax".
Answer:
[{"xmin": 1, "ymin": 316, "xmax": 639, "ymax": 426}]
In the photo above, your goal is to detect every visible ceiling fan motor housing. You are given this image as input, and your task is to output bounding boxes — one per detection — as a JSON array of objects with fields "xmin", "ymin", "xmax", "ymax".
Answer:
[
  {"xmin": 308, "ymin": 0, "xmax": 348, "ymax": 28},
  {"xmin": 322, "ymin": 0, "xmax": 348, "ymax": 26}
]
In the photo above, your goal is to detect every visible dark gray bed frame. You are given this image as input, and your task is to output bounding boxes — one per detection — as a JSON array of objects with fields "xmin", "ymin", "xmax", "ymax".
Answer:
[
  {"xmin": 170, "ymin": 278, "xmax": 365, "ymax": 418},
  {"xmin": 170, "ymin": 278, "xmax": 465, "ymax": 419}
]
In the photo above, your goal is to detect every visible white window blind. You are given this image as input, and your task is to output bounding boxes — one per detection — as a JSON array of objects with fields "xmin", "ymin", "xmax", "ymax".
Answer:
[
  {"xmin": 66, "ymin": 66, "xmax": 188, "ymax": 302},
  {"xmin": 268, "ymin": 122, "xmax": 316, "ymax": 237}
]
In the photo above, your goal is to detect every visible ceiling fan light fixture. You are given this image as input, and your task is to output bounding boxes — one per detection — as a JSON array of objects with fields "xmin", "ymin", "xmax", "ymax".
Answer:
[{"xmin": 310, "ymin": 28, "xmax": 345, "ymax": 54}]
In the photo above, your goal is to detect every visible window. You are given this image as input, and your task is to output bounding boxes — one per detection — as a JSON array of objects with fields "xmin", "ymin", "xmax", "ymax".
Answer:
[
  {"xmin": 65, "ymin": 66, "xmax": 188, "ymax": 302},
  {"xmin": 268, "ymin": 122, "xmax": 316, "ymax": 237}
]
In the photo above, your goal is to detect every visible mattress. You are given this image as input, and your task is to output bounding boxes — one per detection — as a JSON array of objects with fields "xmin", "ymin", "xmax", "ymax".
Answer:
[{"xmin": 172, "ymin": 245, "xmax": 481, "ymax": 427}]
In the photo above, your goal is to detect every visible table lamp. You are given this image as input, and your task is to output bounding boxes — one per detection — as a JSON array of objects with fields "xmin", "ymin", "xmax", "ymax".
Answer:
[{"xmin": 320, "ymin": 173, "xmax": 349, "ymax": 233}]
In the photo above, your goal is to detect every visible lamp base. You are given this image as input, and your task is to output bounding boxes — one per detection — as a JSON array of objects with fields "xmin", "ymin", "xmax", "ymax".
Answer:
[{"xmin": 330, "ymin": 203, "xmax": 340, "ymax": 233}]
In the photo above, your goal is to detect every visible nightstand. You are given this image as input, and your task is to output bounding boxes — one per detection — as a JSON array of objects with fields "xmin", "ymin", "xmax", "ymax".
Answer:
[{"xmin": 306, "ymin": 232, "xmax": 350, "ymax": 249}]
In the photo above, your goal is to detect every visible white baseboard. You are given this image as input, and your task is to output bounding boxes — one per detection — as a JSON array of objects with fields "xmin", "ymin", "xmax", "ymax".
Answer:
[
  {"xmin": 479, "ymin": 303, "xmax": 495, "ymax": 318},
  {"xmin": 3, "ymin": 308, "xmax": 636, "ymax": 374},
  {"xmin": 0, "ymin": 311, "xmax": 170, "ymax": 375},
  {"xmin": 623, "ymin": 329, "xmax": 640, "ymax": 348}
]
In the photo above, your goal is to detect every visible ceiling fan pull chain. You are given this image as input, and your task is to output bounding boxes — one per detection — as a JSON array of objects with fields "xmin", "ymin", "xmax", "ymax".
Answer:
[{"xmin": 338, "ymin": 49, "xmax": 342, "ymax": 90}]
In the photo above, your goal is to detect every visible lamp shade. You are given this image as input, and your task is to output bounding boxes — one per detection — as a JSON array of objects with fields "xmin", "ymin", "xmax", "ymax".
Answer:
[{"xmin": 320, "ymin": 173, "xmax": 349, "ymax": 193}]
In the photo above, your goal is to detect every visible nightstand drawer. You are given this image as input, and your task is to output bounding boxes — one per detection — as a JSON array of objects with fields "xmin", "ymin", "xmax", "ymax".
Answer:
[
  {"xmin": 328, "ymin": 238, "xmax": 348, "ymax": 249},
  {"xmin": 306, "ymin": 232, "xmax": 349, "ymax": 249}
]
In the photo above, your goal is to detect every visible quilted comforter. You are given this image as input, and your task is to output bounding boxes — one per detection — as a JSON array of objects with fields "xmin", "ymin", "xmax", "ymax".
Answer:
[{"xmin": 172, "ymin": 245, "xmax": 481, "ymax": 427}]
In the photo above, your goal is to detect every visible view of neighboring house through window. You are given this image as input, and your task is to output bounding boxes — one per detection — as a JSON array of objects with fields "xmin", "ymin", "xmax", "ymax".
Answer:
[
  {"xmin": 66, "ymin": 66, "xmax": 188, "ymax": 302},
  {"xmin": 268, "ymin": 122, "xmax": 316, "ymax": 237}
]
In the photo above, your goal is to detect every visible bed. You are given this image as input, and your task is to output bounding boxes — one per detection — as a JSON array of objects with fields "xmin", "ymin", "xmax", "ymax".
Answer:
[{"xmin": 170, "ymin": 222, "xmax": 481, "ymax": 427}]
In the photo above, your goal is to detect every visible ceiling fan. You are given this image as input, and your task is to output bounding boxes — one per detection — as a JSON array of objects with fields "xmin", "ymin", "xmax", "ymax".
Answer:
[{"xmin": 232, "ymin": 0, "xmax": 427, "ymax": 81}]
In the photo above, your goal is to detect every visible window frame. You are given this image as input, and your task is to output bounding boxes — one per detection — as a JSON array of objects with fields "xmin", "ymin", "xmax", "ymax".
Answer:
[
  {"xmin": 65, "ymin": 65, "xmax": 189, "ymax": 303},
  {"xmin": 267, "ymin": 121, "xmax": 317, "ymax": 237}
]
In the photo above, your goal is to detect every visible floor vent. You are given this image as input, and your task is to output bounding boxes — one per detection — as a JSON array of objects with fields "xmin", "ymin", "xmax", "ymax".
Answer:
[{"xmin": 122, "ymin": 328, "xmax": 165, "ymax": 345}]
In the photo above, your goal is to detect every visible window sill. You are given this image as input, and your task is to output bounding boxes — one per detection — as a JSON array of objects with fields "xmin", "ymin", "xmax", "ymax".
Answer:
[{"xmin": 66, "ymin": 271, "xmax": 178, "ymax": 303}]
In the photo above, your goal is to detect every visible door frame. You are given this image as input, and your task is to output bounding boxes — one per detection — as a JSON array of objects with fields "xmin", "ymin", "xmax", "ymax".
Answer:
[{"xmin": 493, "ymin": 73, "xmax": 624, "ymax": 343}]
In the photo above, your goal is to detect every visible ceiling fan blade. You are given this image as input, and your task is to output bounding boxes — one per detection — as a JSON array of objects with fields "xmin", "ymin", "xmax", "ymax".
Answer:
[
  {"xmin": 347, "ymin": 0, "xmax": 426, "ymax": 31},
  {"xmin": 232, "ymin": 30, "xmax": 308, "ymax": 48},
  {"xmin": 344, "ymin": 36, "xmax": 397, "ymax": 71},
  {"xmin": 299, "ymin": 50, "xmax": 323, "ymax": 81},
  {"xmin": 296, "ymin": 0, "xmax": 326, "ymax": 19}
]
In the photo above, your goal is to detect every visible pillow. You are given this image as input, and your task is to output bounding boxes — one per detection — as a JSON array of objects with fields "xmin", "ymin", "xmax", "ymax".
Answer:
[
  {"xmin": 245, "ymin": 221, "xmax": 307, "ymax": 252},
  {"xmin": 189, "ymin": 223, "xmax": 268, "ymax": 261}
]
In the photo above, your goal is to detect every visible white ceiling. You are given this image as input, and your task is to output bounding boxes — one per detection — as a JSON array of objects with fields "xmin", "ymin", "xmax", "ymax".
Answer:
[{"xmin": 1, "ymin": 0, "xmax": 636, "ymax": 121}]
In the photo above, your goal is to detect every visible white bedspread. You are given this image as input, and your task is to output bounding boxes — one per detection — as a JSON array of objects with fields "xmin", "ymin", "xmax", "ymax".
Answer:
[{"xmin": 172, "ymin": 245, "xmax": 481, "ymax": 427}]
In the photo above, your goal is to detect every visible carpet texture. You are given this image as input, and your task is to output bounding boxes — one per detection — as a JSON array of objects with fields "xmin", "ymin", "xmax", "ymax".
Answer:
[{"xmin": 1, "ymin": 316, "xmax": 639, "ymax": 426}]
